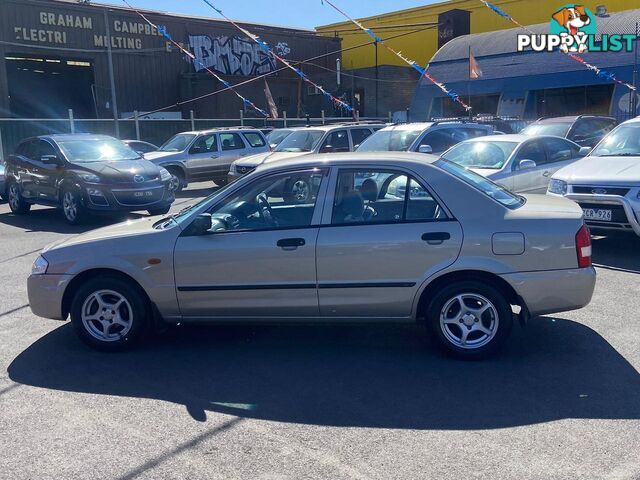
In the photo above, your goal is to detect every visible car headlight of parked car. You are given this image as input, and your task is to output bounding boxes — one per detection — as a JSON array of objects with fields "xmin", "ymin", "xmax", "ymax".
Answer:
[
  {"xmin": 548, "ymin": 179, "xmax": 568, "ymax": 195},
  {"xmin": 159, "ymin": 167, "xmax": 172, "ymax": 182},
  {"xmin": 79, "ymin": 173, "xmax": 102, "ymax": 184},
  {"xmin": 31, "ymin": 255, "xmax": 49, "ymax": 275}
]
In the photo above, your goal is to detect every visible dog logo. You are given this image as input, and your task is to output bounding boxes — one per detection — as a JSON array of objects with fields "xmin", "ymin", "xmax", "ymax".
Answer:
[{"xmin": 551, "ymin": 4, "xmax": 594, "ymax": 53}]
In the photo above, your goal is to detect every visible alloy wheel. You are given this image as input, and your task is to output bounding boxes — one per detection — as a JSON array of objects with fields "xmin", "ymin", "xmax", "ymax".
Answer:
[
  {"xmin": 81, "ymin": 289, "xmax": 134, "ymax": 342},
  {"xmin": 291, "ymin": 180, "xmax": 310, "ymax": 203},
  {"xmin": 8, "ymin": 184, "xmax": 20, "ymax": 210},
  {"xmin": 439, "ymin": 293, "xmax": 499, "ymax": 349},
  {"xmin": 62, "ymin": 191, "xmax": 78, "ymax": 222}
]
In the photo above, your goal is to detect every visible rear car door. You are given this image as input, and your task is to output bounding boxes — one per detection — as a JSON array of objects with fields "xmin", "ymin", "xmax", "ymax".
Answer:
[
  {"xmin": 316, "ymin": 167, "xmax": 463, "ymax": 317},
  {"xmin": 10, "ymin": 140, "xmax": 38, "ymax": 200},
  {"xmin": 510, "ymin": 139, "xmax": 548, "ymax": 193},
  {"xmin": 174, "ymin": 168, "xmax": 328, "ymax": 318}
]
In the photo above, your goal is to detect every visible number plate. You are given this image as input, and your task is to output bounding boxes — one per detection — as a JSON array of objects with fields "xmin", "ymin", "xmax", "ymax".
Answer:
[
  {"xmin": 583, "ymin": 208, "xmax": 612, "ymax": 222},
  {"xmin": 134, "ymin": 191, "xmax": 154, "ymax": 198}
]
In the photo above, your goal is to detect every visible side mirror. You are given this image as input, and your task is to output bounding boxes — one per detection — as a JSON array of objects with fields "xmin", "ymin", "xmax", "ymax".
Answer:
[
  {"xmin": 189, "ymin": 145, "xmax": 205, "ymax": 154},
  {"xmin": 578, "ymin": 146, "xmax": 592, "ymax": 156},
  {"xmin": 418, "ymin": 145, "xmax": 433, "ymax": 154},
  {"xmin": 41, "ymin": 155, "xmax": 62, "ymax": 166},
  {"xmin": 518, "ymin": 159, "xmax": 537, "ymax": 170},
  {"xmin": 186, "ymin": 213, "xmax": 212, "ymax": 236}
]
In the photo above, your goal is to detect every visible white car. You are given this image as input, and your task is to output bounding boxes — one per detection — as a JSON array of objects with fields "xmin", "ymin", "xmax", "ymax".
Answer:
[
  {"xmin": 547, "ymin": 117, "xmax": 640, "ymax": 236},
  {"xmin": 441, "ymin": 134, "xmax": 588, "ymax": 194}
]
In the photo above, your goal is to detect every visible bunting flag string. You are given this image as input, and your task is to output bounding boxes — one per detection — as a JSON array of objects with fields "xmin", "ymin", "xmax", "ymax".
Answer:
[
  {"xmin": 478, "ymin": 0, "xmax": 636, "ymax": 91},
  {"xmin": 320, "ymin": 0, "xmax": 471, "ymax": 111},
  {"xmin": 200, "ymin": 0, "xmax": 353, "ymax": 113},
  {"xmin": 122, "ymin": 0, "xmax": 269, "ymax": 117}
]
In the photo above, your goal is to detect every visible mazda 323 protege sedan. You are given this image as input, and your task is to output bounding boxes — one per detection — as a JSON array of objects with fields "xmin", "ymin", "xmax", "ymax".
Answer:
[{"xmin": 28, "ymin": 153, "xmax": 596, "ymax": 358}]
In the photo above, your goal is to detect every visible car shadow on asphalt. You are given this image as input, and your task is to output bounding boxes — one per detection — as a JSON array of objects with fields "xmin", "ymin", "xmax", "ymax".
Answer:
[
  {"xmin": 592, "ymin": 233, "xmax": 640, "ymax": 274},
  {"xmin": 0, "ymin": 208, "xmax": 146, "ymax": 234},
  {"xmin": 8, "ymin": 317, "xmax": 640, "ymax": 430},
  {"xmin": 175, "ymin": 186, "xmax": 219, "ymax": 200}
]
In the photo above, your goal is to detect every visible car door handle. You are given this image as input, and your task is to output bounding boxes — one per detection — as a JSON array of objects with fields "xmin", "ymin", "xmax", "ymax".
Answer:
[
  {"xmin": 211, "ymin": 155, "xmax": 219, "ymax": 159},
  {"xmin": 277, "ymin": 238, "xmax": 306, "ymax": 249},
  {"xmin": 542, "ymin": 171, "xmax": 551, "ymax": 177},
  {"xmin": 422, "ymin": 232, "xmax": 450, "ymax": 245}
]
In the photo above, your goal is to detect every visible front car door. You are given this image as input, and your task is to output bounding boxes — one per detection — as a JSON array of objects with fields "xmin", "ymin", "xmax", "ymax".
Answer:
[
  {"xmin": 316, "ymin": 167, "xmax": 463, "ymax": 318},
  {"xmin": 319, "ymin": 130, "xmax": 350, "ymax": 153},
  {"xmin": 32, "ymin": 139, "xmax": 64, "ymax": 201},
  {"xmin": 174, "ymin": 167, "xmax": 329, "ymax": 319},
  {"xmin": 184, "ymin": 133, "xmax": 219, "ymax": 180},
  {"xmin": 510, "ymin": 139, "xmax": 548, "ymax": 193},
  {"xmin": 539, "ymin": 137, "xmax": 582, "ymax": 190}
]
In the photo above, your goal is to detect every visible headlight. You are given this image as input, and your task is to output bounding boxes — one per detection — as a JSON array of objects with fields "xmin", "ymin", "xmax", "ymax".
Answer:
[
  {"xmin": 79, "ymin": 173, "xmax": 102, "ymax": 183},
  {"xmin": 31, "ymin": 255, "xmax": 49, "ymax": 275},
  {"xmin": 159, "ymin": 167, "xmax": 172, "ymax": 181},
  {"xmin": 548, "ymin": 179, "xmax": 568, "ymax": 195}
]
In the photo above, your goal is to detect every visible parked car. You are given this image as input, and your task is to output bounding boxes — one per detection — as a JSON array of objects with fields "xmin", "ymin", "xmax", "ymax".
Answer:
[
  {"xmin": 0, "ymin": 161, "xmax": 5, "ymax": 200},
  {"xmin": 123, "ymin": 140, "xmax": 159, "ymax": 155},
  {"xmin": 145, "ymin": 127, "xmax": 269, "ymax": 191},
  {"xmin": 27, "ymin": 152, "xmax": 595, "ymax": 358},
  {"xmin": 5, "ymin": 134, "xmax": 175, "ymax": 224},
  {"xmin": 521, "ymin": 115, "xmax": 616, "ymax": 147},
  {"xmin": 440, "ymin": 134, "xmax": 589, "ymax": 194},
  {"xmin": 547, "ymin": 117, "xmax": 640, "ymax": 237},
  {"xmin": 228, "ymin": 123, "xmax": 384, "ymax": 183},
  {"xmin": 356, "ymin": 121, "xmax": 494, "ymax": 155},
  {"xmin": 265, "ymin": 128, "xmax": 294, "ymax": 149}
]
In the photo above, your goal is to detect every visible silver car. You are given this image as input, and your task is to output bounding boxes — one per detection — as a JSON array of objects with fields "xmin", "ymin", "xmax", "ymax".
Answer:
[
  {"xmin": 145, "ymin": 127, "xmax": 269, "ymax": 191},
  {"xmin": 441, "ymin": 134, "xmax": 589, "ymax": 194},
  {"xmin": 28, "ymin": 153, "xmax": 596, "ymax": 359}
]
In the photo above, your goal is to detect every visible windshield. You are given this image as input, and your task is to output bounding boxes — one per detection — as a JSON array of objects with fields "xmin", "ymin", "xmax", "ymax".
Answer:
[
  {"xmin": 442, "ymin": 141, "xmax": 519, "ymax": 170},
  {"xmin": 274, "ymin": 130, "xmax": 324, "ymax": 152},
  {"xmin": 521, "ymin": 123, "xmax": 571, "ymax": 138},
  {"xmin": 356, "ymin": 128, "xmax": 423, "ymax": 152},
  {"xmin": 435, "ymin": 159, "xmax": 525, "ymax": 209},
  {"xmin": 266, "ymin": 129, "xmax": 293, "ymax": 147},
  {"xmin": 591, "ymin": 124, "xmax": 640, "ymax": 157},
  {"xmin": 159, "ymin": 133, "xmax": 196, "ymax": 152},
  {"xmin": 57, "ymin": 138, "xmax": 140, "ymax": 163}
]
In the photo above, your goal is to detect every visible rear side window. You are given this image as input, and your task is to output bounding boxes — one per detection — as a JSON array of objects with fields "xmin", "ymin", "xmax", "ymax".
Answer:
[
  {"xmin": 220, "ymin": 133, "xmax": 245, "ymax": 151},
  {"xmin": 243, "ymin": 132, "xmax": 266, "ymax": 148}
]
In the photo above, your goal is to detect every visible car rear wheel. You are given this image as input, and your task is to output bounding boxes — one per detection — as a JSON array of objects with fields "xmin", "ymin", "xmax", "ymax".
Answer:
[
  {"xmin": 61, "ymin": 188, "xmax": 87, "ymax": 225},
  {"xmin": 427, "ymin": 281, "xmax": 512, "ymax": 359},
  {"xmin": 8, "ymin": 181, "xmax": 31, "ymax": 214},
  {"xmin": 70, "ymin": 276, "xmax": 148, "ymax": 351}
]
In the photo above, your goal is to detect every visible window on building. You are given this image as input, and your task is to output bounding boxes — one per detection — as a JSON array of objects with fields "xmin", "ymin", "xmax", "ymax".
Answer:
[{"xmin": 532, "ymin": 84, "xmax": 614, "ymax": 118}]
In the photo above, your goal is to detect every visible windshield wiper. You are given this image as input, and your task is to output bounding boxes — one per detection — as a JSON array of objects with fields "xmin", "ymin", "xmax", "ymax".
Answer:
[{"xmin": 604, "ymin": 153, "xmax": 637, "ymax": 157}]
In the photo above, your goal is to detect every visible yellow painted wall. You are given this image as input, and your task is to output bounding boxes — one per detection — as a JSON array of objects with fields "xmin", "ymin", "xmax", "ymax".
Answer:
[{"xmin": 316, "ymin": 0, "xmax": 639, "ymax": 70}]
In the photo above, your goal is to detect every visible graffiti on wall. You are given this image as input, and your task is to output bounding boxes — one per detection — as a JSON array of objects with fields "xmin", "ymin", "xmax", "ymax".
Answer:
[{"xmin": 189, "ymin": 35, "xmax": 290, "ymax": 76}]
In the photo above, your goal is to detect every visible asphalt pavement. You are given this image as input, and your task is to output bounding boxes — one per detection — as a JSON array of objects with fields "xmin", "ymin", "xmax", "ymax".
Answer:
[{"xmin": 0, "ymin": 183, "xmax": 639, "ymax": 480}]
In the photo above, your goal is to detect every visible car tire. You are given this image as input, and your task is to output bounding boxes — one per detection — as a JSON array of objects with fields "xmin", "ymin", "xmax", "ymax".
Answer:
[
  {"xmin": 7, "ymin": 181, "xmax": 31, "ymax": 214},
  {"xmin": 166, "ymin": 167, "xmax": 185, "ymax": 193},
  {"xmin": 61, "ymin": 187, "xmax": 87, "ymax": 225},
  {"xmin": 147, "ymin": 206, "xmax": 170, "ymax": 216},
  {"xmin": 70, "ymin": 275, "xmax": 149, "ymax": 352},
  {"xmin": 283, "ymin": 177, "xmax": 311, "ymax": 204},
  {"xmin": 213, "ymin": 177, "xmax": 228, "ymax": 187},
  {"xmin": 426, "ymin": 280, "xmax": 513, "ymax": 359}
]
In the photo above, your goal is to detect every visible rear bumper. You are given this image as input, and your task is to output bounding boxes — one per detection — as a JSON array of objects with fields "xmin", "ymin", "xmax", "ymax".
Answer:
[
  {"xmin": 28, "ymin": 273, "xmax": 73, "ymax": 320},
  {"xmin": 500, "ymin": 267, "xmax": 596, "ymax": 317}
]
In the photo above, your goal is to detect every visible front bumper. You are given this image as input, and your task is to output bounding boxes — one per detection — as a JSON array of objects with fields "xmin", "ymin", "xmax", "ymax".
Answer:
[
  {"xmin": 28, "ymin": 273, "xmax": 73, "ymax": 320},
  {"xmin": 501, "ymin": 267, "xmax": 596, "ymax": 317},
  {"xmin": 81, "ymin": 181, "xmax": 175, "ymax": 213}
]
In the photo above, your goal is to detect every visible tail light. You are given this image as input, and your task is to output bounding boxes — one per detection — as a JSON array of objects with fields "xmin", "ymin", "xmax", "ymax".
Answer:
[{"xmin": 575, "ymin": 224, "xmax": 592, "ymax": 268}]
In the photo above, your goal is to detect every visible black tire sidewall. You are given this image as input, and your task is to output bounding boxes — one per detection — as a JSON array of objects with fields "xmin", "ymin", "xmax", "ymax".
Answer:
[
  {"xmin": 70, "ymin": 276, "xmax": 148, "ymax": 351},
  {"xmin": 148, "ymin": 206, "xmax": 170, "ymax": 216},
  {"xmin": 427, "ymin": 280, "xmax": 513, "ymax": 359}
]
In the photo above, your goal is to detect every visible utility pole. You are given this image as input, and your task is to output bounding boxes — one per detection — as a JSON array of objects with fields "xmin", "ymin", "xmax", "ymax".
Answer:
[
  {"xmin": 632, "ymin": 22, "xmax": 639, "ymax": 117},
  {"xmin": 104, "ymin": 9, "xmax": 119, "ymax": 138},
  {"xmin": 374, "ymin": 41, "xmax": 379, "ymax": 118}
]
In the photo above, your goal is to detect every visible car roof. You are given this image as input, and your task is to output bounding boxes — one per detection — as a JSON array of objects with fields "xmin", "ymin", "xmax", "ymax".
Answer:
[
  {"xmin": 254, "ymin": 151, "xmax": 440, "ymax": 174},
  {"xmin": 465, "ymin": 134, "xmax": 575, "ymax": 143},
  {"xmin": 534, "ymin": 115, "xmax": 615, "ymax": 124},
  {"xmin": 285, "ymin": 123, "xmax": 386, "ymax": 132}
]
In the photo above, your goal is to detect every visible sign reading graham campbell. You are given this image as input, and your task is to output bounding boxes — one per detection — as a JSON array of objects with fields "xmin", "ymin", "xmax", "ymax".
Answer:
[{"xmin": 517, "ymin": 4, "xmax": 634, "ymax": 53}]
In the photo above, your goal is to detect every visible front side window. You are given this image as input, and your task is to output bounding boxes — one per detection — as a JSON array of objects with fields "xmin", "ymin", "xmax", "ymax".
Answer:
[
  {"xmin": 204, "ymin": 169, "xmax": 326, "ymax": 232},
  {"xmin": 243, "ymin": 132, "xmax": 266, "ymax": 148},
  {"xmin": 514, "ymin": 140, "xmax": 547, "ymax": 166},
  {"xmin": 332, "ymin": 169, "xmax": 444, "ymax": 225},
  {"xmin": 190, "ymin": 134, "xmax": 217, "ymax": 153},
  {"xmin": 159, "ymin": 133, "xmax": 196, "ymax": 152},
  {"xmin": 442, "ymin": 141, "xmax": 519, "ymax": 170},
  {"xmin": 320, "ymin": 130, "xmax": 350, "ymax": 153},
  {"xmin": 418, "ymin": 130, "xmax": 455, "ymax": 153},
  {"xmin": 542, "ymin": 138, "xmax": 578, "ymax": 163},
  {"xmin": 350, "ymin": 128, "xmax": 373, "ymax": 147},
  {"xmin": 591, "ymin": 124, "xmax": 640, "ymax": 157},
  {"xmin": 34, "ymin": 140, "xmax": 57, "ymax": 160},
  {"xmin": 220, "ymin": 133, "xmax": 245, "ymax": 151},
  {"xmin": 275, "ymin": 130, "xmax": 324, "ymax": 152},
  {"xmin": 357, "ymin": 128, "xmax": 423, "ymax": 152},
  {"xmin": 56, "ymin": 138, "xmax": 140, "ymax": 163}
]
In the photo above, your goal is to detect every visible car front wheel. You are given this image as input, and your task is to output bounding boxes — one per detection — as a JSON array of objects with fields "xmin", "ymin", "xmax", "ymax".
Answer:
[
  {"xmin": 7, "ymin": 181, "xmax": 31, "ymax": 214},
  {"xmin": 70, "ymin": 276, "xmax": 148, "ymax": 351},
  {"xmin": 148, "ymin": 206, "xmax": 170, "ymax": 216},
  {"xmin": 61, "ymin": 188, "xmax": 87, "ymax": 225},
  {"xmin": 427, "ymin": 281, "xmax": 513, "ymax": 359}
]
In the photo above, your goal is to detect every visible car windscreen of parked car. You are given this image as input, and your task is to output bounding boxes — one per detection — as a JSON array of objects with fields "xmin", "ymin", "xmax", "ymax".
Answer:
[
  {"xmin": 590, "ymin": 124, "xmax": 640, "ymax": 157},
  {"xmin": 57, "ymin": 138, "xmax": 141, "ymax": 163},
  {"xmin": 435, "ymin": 159, "xmax": 525, "ymax": 209},
  {"xmin": 159, "ymin": 133, "xmax": 197, "ymax": 152},
  {"xmin": 356, "ymin": 128, "xmax": 423, "ymax": 152},
  {"xmin": 521, "ymin": 123, "xmax": 571, "ymax": 138},
  {"xmin": 442, "ymin": 141, "xmax": 519, "ymax": 169},
  {"xmin": 274, "ymin": 130, "xmax": 324, "ymax": 152}
]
